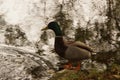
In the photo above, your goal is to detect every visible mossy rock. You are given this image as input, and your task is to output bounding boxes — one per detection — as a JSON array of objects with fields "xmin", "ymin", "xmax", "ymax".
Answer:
[
  {"xmin": 75, "ymin": 28, "xmax": 93, "ymax": 42},
  {"xmin": 49, "ymin": 64, "xmax": 120, "ymax": 80}
]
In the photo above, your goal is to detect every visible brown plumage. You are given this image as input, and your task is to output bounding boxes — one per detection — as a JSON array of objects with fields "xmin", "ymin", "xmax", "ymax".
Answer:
[{"xmin": 55, "ymin": 37, "xmax": 92, "ymax": 61}]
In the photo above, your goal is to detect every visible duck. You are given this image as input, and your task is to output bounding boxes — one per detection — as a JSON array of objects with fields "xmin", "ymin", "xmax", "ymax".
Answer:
[{"xmin": 41, "ymin": 21, "xmax": 93, "ymax": 70}]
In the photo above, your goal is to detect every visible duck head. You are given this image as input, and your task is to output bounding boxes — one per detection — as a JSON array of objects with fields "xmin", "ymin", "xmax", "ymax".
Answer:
[{"xmin": 42, "ymin": 21, "xmax": 62, "ymax": 36}]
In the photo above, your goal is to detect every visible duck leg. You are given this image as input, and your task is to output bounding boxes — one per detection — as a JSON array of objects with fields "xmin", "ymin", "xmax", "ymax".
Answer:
[
  {"xmin": 63, "ymin": 61, "xmax": 72, "ymax": 69},
  {"xmin": 74, "ymin": 62, "xmax": 81, "ymax": 71}
]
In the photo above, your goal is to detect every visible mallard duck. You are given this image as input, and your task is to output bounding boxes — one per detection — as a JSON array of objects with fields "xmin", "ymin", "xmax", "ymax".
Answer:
[{"xmin": 42, "ymin": 21, "xmax": 93, "ymax": 70}]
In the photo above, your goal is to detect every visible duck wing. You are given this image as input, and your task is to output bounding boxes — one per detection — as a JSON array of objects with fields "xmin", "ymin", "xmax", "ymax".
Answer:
[
  {"xmin": 72, "ymin": 41, "xmax": 93, "ymax": 52},
  {"xmin": 65, "ymin": 40, "xmax": 93, "ymax": 52}
]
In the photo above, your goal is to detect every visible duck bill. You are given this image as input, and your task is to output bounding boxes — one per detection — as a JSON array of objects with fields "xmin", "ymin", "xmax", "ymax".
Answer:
[{"xmin": 41, "ymin": 26, "xmax": 48, "ymax": 31}]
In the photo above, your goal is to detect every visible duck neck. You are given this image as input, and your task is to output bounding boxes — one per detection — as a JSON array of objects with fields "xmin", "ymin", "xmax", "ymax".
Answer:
[
  {"xmin": 55, "ymin": 36, "xmax": 64, "ymax": 45},
  {"xmin": 55, "ymin": 36, "xmax": 67, "ymax": 57},
  {"xmin": 52, "ymin": 25, "xmax": 63, "ymax": 36}
]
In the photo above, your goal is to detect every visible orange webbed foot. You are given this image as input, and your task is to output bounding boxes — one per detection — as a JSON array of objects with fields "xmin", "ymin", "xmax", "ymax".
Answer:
[
  {"xmin": 63, "ymin": 62, "xmax": 81, "ymax": 71},
  {"xmin": 64, "ymin": 63, "xmax": 72, "ymax": 70},
  {"xmin": 74, "ymin": 64, "xmax": 80, "ymax": 71},
  {"xmin": 73, "ymin": 62, "xmax": 81, "ymax": 71}
]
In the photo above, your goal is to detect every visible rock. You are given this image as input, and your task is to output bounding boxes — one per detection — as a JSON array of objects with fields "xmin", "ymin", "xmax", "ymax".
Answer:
[
  {"xmin": 4, "ymin": 25, "xmax": 30, "ymax": 46},
  {"xmin": 82, "ymin": 60, "xmax": 107, "ymax": 72},
  {"xmin": 48, "ymin": 70, "xmax": 77, "ymax": 80},
  {"xmin": 0, "ymin": 45, "xmax": 54, "ymax": 80}
]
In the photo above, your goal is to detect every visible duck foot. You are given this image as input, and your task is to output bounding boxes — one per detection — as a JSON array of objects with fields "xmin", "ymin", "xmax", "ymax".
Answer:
[
  {"xmin": 63, "ymin": 63, "xmax": 72, "ymax": 70},
  {"xmin": 63, "ymin": 62, "xmax": 81, "ymax": 71},
  {"xmin": 72, "ymin": 63, "xmax": 81, "ymax": 71}
]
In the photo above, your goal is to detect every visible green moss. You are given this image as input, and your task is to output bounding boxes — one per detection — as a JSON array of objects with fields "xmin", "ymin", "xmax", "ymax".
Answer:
[{"xmin": 107, "ymin": 64, "xmax": 120, "ymax": 74}]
